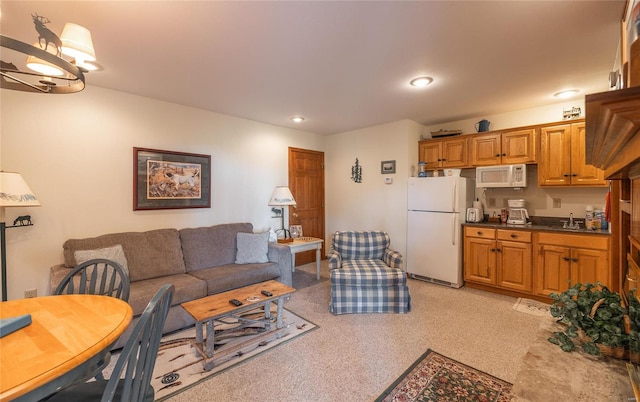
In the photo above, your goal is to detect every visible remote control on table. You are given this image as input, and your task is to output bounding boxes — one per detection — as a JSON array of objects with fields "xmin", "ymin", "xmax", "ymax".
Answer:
[
  {"xmin": 261, "ymin": 290, "xmax": 273, "ymax": 297},
  {"xmin": 229, "ymin": 299, "xmax": 243, "ymax": 306}
]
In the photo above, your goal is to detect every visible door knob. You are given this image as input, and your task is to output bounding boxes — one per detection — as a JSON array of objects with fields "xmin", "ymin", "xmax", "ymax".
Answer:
[{"xmin": 292, "ymin": 212, "xmax": 299, "ymax": 218}]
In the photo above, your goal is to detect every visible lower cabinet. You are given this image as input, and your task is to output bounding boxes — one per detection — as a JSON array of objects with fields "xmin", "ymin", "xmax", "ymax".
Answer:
[
  {"xmin": 463, "ymin": 226, "xmax": 611, "ymax": 301},
  {"xmin": 533, "ymin": 232, "xmax": 610, "ymax": 297},
  {"xmin": 464, "ymin": 227, "xmax": 532, "ymax": 293}
]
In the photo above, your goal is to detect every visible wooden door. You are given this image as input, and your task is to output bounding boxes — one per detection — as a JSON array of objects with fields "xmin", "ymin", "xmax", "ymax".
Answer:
[
  {"xmin": 419, "ymin": 140, "xmax": 442, "ymax": 169},
  {"xmin": 570, "ymin": 123, "xmax": 608, "ymax": 186},
  {"xmin": 441, "ymin": 138, "xmax": 468, "ymax": 167},
  {"xmin": 464, "ymin": 237, "xmax": 496, "ymax": 284},
  {"xmin": 497, "ymin": 240, "xmax": 532, "ymax": 292},
  {"xmin": 288, "ymin": 147, "xmax": 325, "ymax": 266},
  {"xmin": 501, "ymin": 128, "xmax": 537, "ymax": 164},
  {"xmin": 470, "ymin": 134, "xmax": 501, "ymax": 166},
  {"xmin": 534, "ymin": 244, "xmax": 571, "ymax": 297},
  {"xmin": 538, "ymin": 124, "xmax": 572, "ymax": 186}
]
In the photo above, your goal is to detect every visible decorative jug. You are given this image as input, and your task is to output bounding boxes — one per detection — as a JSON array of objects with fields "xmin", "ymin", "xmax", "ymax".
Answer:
[{"xmin": 475, "ymin": 119, "xmax": 490, "ymax": 132}]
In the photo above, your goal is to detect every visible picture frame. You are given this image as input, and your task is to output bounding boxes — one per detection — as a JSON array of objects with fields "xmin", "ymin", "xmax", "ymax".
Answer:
[
  {"xmin": 290, "ymin": 225, "xmax": 303, "ymax": 238},
  {"xmin": 381, "ymin": 160, "xmax": 396, "ymax": 174},
  {"xmin": 133, "ymin": 147, "xmax": 211, "ymax": 210}
]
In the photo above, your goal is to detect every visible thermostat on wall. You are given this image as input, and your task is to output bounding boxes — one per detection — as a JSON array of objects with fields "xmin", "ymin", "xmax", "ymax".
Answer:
[{"xmin": 384, "ymin": 177, "xmax": 393, "ymax": 184}]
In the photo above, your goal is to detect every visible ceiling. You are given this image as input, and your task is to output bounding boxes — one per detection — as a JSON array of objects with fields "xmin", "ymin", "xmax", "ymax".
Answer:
[{"xmin": 0, "ymin": 1, "xmax": 626, "ymax": 135}]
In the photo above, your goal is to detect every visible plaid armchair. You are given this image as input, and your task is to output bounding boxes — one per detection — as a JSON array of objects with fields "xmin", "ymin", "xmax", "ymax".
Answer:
[{"xmin": 328, "ymin": 231, "xmax": 410, "ymax": 314}]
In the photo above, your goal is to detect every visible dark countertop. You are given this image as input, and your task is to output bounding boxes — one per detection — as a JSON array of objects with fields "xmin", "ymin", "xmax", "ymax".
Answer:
[{"xmin": 463, "ymin": 216, "xmax": 611, "ymax": 236}]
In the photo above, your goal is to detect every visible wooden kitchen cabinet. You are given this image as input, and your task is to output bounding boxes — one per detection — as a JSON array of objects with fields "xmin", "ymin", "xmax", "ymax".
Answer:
[
  {"xmin": 469, "ymin": 128, "xmax": 537, "ymax": 166},
  {"xmin": 464, "ymin": 227, "xmax": 532, "ymax": 293},
  {"xmin": 419, "ymin": 137, "xmax": 468, "ymax": 169},
  {"xmin": 538, "ymin": 121, "xmax": 607, "ymax": 187},
  {"xmin": 533, "ymin": 232, "xmax": 610, "ymax": 297}
]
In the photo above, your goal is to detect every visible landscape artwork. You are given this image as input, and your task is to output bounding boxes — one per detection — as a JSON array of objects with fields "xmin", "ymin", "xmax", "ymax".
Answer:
[{"xmin": 147, "ymin": 160, "xmax": 201, "ymax": 199}]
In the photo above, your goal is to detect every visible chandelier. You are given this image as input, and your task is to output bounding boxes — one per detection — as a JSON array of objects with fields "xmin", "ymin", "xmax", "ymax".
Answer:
[{"xmin": 0, "ymin": 13, "xmax": 98, "ymax": 94}]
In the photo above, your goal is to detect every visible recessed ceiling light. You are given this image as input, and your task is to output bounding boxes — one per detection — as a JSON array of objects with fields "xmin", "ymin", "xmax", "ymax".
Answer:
[
  {"xmin": 290, "ymin": 116, "xmax": 304, "ymax": 123},
  {"xmin": 554, "ymin": 89, "xmax": 579, "ymax": 98},
  {"xmin": 410, "ymin": 76, "xmax": 433, "ymax": 87}
]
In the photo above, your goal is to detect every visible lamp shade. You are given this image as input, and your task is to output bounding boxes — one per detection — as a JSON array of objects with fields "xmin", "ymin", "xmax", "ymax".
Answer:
[
  {"xmin": 60, "ymin": 23, "xmax": 96, "ymax": 63},
  {"xmin": 25, "ymin": 42, "xmax": 64, "ymax": 76},
  {"xmin": 0, "ymin": 172, "xmax": 40, "ymax": 207},
  {"xmin": 268, "ymin": 186, "xmax": 296, "ymax": 206}
]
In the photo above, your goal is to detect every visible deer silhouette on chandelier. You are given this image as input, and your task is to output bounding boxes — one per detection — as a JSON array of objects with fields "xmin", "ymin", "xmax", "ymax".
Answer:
[{"xmin": 32, "ymin": 13, "xmax": 62, "ymax": 55}]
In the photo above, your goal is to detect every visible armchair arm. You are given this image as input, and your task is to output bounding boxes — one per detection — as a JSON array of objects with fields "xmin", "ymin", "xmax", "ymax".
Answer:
[
  {"xmin": 383, "ymin": 249, "xmax": 403, "ymax": 269},
  {"xmin": 268, "ymin": 243, "xmax": 293, "ymax": 286},
  {"xmin": 327, "ymin": 250, "xmax": 342, "ymax": 270}
]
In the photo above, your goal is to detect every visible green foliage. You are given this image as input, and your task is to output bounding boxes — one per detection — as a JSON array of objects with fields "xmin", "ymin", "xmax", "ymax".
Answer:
[{"xmin": 548, "ymin": 282, "xmax": 628, "ymax": 356}]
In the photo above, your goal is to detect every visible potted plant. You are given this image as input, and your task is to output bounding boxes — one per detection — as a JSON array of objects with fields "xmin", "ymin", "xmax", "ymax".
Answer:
[{"xmin": 548, "ymin": 282, "xmax": 629, "ymax": 357}]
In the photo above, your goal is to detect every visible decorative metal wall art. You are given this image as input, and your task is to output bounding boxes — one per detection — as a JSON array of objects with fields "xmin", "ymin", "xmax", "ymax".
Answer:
[{"xmin": 351, "ymin": 158, "xmax": 362, "ymax": 183}]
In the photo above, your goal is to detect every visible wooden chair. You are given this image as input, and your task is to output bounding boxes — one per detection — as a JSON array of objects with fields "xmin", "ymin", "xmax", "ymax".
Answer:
[
  {"xmin": 47, "ymin": 284, "xmax": 174, "ymax": 402},
  {"xmin": 54, "ymin": 258, "xmax": 130, "ymax": 302}
]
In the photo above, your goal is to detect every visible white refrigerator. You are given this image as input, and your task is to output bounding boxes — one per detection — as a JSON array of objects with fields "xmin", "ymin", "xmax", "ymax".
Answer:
[{"xmin": 406, "ymin": 176, "xmax": 474, "ymax": 288}]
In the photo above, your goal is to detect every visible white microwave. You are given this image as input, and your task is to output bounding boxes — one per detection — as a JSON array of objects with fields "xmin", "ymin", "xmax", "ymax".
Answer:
[{"xmin": 476, "ymin": 164, "xmax": 527, "ymax": 188}]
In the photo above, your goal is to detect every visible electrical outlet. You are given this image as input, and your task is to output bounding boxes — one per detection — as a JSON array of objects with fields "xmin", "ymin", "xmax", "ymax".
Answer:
[
  {"xmin": 24, "ymin": 288, "xmax": 37, "ymax": 298},
  {"xmin": 553, "ymin": 198, "xmax": 561, "ymax": 208},
  {"xmin": 487, "ymin": 198, "xmax": 496, "ymax": 207}
]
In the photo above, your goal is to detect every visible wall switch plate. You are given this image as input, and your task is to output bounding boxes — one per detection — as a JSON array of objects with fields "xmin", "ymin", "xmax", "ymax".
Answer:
[
  {"xmin": 24, "ymin": 288, "xmax": 37, "ymax": 298},
  {"xmin": 553, "ymin": 198, "xmax": 561, "ymax": 208},
  {"xmin": 384, "ymin": 177, "xmax": 393, "ymax": 184}
]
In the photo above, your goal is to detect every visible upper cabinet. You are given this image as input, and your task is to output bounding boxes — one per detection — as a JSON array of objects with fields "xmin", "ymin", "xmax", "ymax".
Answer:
[
  {"xmin": 469, "ymin": 128, "xmax": 537, "ymax": 166},
  {"xmin": 538, "ymin": 121, "xmax": 607, "ymax": 187},
  {"xmin": 419, "ymin": 137, "xmax": 468, "ymax": 169}
]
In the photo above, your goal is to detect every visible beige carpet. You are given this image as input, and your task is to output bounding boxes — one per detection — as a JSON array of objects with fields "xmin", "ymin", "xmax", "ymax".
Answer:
[{"xmin": 164, "ymin": 261, "xmax": 635, "ymax": 401}]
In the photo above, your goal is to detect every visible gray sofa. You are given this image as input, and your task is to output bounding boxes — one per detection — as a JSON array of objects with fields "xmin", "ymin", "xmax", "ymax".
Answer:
[{"xmin": 50, "ymin": 222, "xmax": 292, "ymax": 349}]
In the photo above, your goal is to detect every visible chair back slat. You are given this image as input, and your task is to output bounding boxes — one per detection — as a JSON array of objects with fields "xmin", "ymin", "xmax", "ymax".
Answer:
[{"xmin": 54, "ymin": 258, "xmax": 130, "ymax": 302}]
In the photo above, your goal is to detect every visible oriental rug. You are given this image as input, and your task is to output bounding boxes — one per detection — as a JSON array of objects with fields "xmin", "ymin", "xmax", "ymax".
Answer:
[
  {"xmin": 375, "ymin": 349, "xmax": 513, "ymax": 402},
  {"xmin": 103, "ymin": 307, "xmax": 316, "ymax": 401},
  {"xmin": 512, "ymin": 297, "xmax": 552, "ymax": 318}
]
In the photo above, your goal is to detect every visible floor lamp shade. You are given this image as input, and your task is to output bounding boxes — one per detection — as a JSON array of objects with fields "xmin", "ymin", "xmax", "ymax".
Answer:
[
  {"xmin": 0, "ymin": 172, "xmax": 41, "ymax": 207},
  {"xmin": 1, "ymin": 171, "xmax": 40, "ymax": 301}
]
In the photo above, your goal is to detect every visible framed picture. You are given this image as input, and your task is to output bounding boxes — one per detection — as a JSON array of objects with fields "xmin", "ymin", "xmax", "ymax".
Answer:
[
  {"xmin": 381, "ymin": 160, "xmax": 396, "ymax": 174},
  {"xmin": 133, "ymin": 147, "xmax": 211, "ymax": 210},
  {"xmin": 290, "ymin": 225, "xmax": 303, "ymax": 238}
]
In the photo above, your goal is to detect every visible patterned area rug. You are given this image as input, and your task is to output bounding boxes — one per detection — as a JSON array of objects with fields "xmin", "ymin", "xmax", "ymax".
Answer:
[
  {"xmin": 375, "ymin": 349, "xmax": 513, "ymax": 402},
  {"xmin": 103, "ymin": 307, "xmax": 316, "ymax": 401},
  {"xmin": 512, "ymin": 297, "xmax": 551, "ymax": 318}
]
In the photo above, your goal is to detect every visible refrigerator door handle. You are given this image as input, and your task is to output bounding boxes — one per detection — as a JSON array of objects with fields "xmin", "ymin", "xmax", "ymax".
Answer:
[
  {"xmin": 452, "ymin": 213, "xmax": 457, "ymax": 246},
  {"xmin": 451, "ymin": 180, "xmax": 457, "ymax": 212}
]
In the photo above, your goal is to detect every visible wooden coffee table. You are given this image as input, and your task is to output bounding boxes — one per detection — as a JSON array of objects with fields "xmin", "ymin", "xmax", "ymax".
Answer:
[{"xmin": 181, "ymin": 280, "xmax": 295, "ymax": 371}]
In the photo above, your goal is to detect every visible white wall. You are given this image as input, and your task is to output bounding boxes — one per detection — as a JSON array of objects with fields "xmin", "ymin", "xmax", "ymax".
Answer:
[
  {"xmin": 1, "ymin": 86, "xmax": 324, "ymax": 300},
  {"xmin": 324, "ymin": 119, "xmax": 424, "ymax": 260}
]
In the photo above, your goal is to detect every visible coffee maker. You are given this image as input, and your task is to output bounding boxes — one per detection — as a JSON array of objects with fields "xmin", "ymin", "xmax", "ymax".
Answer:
[{"xmin": 507, "ymin": 199, "xmax": 529, "ymax": 225}]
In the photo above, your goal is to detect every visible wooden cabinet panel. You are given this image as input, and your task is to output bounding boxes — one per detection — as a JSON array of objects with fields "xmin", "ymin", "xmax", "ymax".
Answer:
[
  {"xmin": 464, "ymin": 226, "xmax": 496, "ymax": 239},
  {"xmin": 464, "ymin": 237, "xmax": 496, "ymax": 285},
  {"xmin": 419, "ymin": 138, "xmax": 468, "ymax": 169},
  {"xmin": 498, "ymin": 241, "xmax": 532, "ymax": 292},
  {"xmin": 497, "ymin": 230, "xmax": 531, "ymax": 242},
  {"xmin": 539, "ymin": 122, "xmax": 607, "ymax": 187},
  {"xmin": 419, "ymin": 141, "xmax": 441, "ymax": 170},
  {"xmin": 502, "ymin": 128, "xmax": 537, "ymax": 164},
  {"xmin": 534, "ymin": 244, "xmax": 571, "ymax": 297},
  {"xmin": 571, "ymin": 248, "xmax": 609, "ymax": 285},
  {"xmin": 470, "ymin": 134, "xmax": 501, "ymax": 166}
]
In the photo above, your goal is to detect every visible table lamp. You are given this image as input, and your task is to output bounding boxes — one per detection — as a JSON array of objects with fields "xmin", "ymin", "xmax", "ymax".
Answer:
[
  {"xmin": 268, "ymin": 186, "xmax": 296, "ymax": 242},
  {"xmin": 1, "ymin": 171, "xmax": 40, "ymax": 301}
]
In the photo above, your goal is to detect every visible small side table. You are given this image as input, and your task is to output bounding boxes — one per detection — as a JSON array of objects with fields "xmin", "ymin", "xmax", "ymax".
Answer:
[{"xmin": 285, "ymin": 237, "xmax": 324, "ymax": 280}]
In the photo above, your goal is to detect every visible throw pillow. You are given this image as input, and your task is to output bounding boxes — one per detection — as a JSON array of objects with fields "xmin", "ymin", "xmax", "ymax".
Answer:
[
  {"xmin": 74, "ymin": 244, "xmax": 130, "ymax": 277},
  {"xmin": 235, "ymin": 232, "xmax": 269, "ymax": 264}
]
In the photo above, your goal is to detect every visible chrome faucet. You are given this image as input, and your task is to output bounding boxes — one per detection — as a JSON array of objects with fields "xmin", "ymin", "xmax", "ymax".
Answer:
[{"xmin": 562, "ymin": 213, "xmax": 582, "ymax": 230}]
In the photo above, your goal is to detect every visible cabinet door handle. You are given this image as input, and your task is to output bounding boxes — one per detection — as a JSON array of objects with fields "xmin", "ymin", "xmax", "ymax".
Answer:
[
  {"xmin": 510, "ymin": 234, "xmax": 517, "ymax": 238},
  {"xmin": 496, "ymin": 248, "xmax": 502, "ymax": 253},
  {"xmin": 477, "ymin": 231, "xmax": 483, "ymax": 235},
  {"xmin": 572, "ymin": 174, "xmax": 578, "ymax": 177},
  {"xmin": 502, "ymin": 153, "xmax": 506, "ymax": 157},
  {"xmin": 563, "ymin": 174, "xmax": 570, "ymax": 177},
  {"xmin": 562, "ymin": 257, "xmax": 571, "ymax": 261},
  {"xmin": 572, "ymin": 258, "xmax": 578, "ymax": 262},
  {"xmin": 495, "ymin": 154, "xmax": 501, "ymax": 157},
  {"xmin": 490, "ymin": 248, "xmax": 496, "ymax": 252}
]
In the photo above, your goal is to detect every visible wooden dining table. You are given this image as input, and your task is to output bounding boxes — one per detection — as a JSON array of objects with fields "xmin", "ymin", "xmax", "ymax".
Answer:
[{"xmin": 0, "ymin": 294, "xmax": 133, "ymax": 401}]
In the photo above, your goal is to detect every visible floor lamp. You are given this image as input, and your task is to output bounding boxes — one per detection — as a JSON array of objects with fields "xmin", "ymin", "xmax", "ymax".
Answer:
[
  {"xmin": 268, "ymin": 186, "xmax": 297, "ymax": 242},
  {"xmin": 1, "ymin": 172, "xmax": 40, "ymax": 301}
]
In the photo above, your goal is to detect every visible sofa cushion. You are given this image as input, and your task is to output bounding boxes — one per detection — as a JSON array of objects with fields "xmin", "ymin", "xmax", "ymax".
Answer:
[
  {"xmin": 128, "ymin": 274, "xmax": 207, "ymax": 315},
  {"xmin": 180, "ymin": 223, "xmax": 253, "ymax": 272},
  {"xmin": 235, "ymin": 232, "xmax": 269, "ymax": 264},
  {"xmin": 188, "ymin": 263, "xmax": 280, "ymax": 294},
  {"xmin": 74, "ymin": 244, "xmax": 130, "ymax": 277},
  {"xmin": 63, "ymin": 229, "xmax": 186, "ymax": 282}
]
